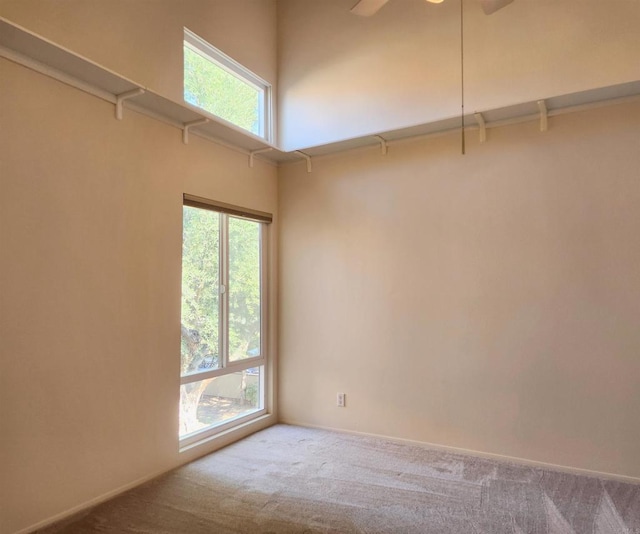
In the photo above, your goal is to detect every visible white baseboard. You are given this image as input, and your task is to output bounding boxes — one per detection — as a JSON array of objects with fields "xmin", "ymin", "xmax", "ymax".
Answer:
[
  {"xmin": 279, "ymin": 419, "xmax": 640, "ymax": 485},
  {"xmin": 15, "ymin": 414, "xmax": 277, "ymax": 534},
  {"xmin": 12, "ymin": 467, "xmax": 170, "ymax": 534},
  {"xmin": 14, "ymin": 416, "xmax": 637, "ymax": 533}
]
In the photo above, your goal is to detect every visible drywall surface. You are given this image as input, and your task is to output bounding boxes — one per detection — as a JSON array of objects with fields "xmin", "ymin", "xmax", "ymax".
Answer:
[
  {"xmin": 278, "ymin": 100, "xmax": 640, "ymax": 480},
  {"xmin": 0, "ymin": 57, "xmax": 277, "ymax": 534},
  {"xmin": 0, "ymin": 0, "xmax": 278, "ymax": 128},
  {"xmin": 277, "ymin": 0, "xmax": 640, "ymax": 151},
  {"xmin": 0, "ymin": 4, "xmax": 279, "ymax": 532}
]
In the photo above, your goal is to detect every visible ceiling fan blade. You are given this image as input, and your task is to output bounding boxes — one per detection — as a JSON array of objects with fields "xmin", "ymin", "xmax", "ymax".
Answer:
[
  {"xmin": 351, "ymin": 0, "xmax": 390, "ymax": 17},
  {"xmin": 479, "ymin": 0, "xmax": 514, "ymax": 15}
]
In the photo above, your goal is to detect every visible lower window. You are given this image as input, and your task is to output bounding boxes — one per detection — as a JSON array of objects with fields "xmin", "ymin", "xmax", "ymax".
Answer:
[
  {"xmin": 179, "ymin": 366, "xmax": 264, "ymax": 438},
  {"xmin": 179, "ymin": 196, "xmax": 270, "ymax": 445}
]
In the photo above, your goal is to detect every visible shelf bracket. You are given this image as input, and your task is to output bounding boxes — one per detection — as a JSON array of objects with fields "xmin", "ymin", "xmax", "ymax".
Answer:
[
  {"xmin": 115, "ymin": 88, "xmax": 144, "ymax": 120},
  {"xmin": 248, "ymin": 147, "xmax": 273, "ymax": 168},
  {"xmin": 182, "ymin": 119, "xmax": 209, "ymax": 144},
  {"xmin": 537, "ymin": 100, "xmax": 548, "ymax": 132},
  {"xmin": 373, "ymin": 135, "xmax": 388, "ymax": 155},
  {"xmin": 474, "ymin": 112, "xmax": 487, "ymax": 143},
  {"xmin": 295, "ymin": 151, "xmax": 313, "ymax": 173}
]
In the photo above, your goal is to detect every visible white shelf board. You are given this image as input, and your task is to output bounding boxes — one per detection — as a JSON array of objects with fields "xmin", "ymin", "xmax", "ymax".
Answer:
[
  {"xmin": 296, "ymin": 80, "xmax": 640, "ymax": 158},
  {"xmin": 1, "ymin": 16, "xmax": 638, "ymax": 167},
  {"xmin": 0, "ymin": 17, "xmax": 139, "ymax": 98},
  {"xmin": 0, "ymin": 17, "xmax": 296, "ymax": 163}
]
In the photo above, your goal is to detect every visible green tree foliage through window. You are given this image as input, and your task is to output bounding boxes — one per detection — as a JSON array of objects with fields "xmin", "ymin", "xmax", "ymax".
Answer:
[
  {"xmin": 184, "ymin": 46, "xmax": 261, "ymax": 136},
  {"xmin": 180, "ymin": 205, "xmax": 264, "ymax": 439},
  {"xmin": 181, "ymin": 207, "xmax": 220, "ymax": 375},
  {"xmin": 228, "ymin": 217, "xmax": 261, "ymax": 361}
]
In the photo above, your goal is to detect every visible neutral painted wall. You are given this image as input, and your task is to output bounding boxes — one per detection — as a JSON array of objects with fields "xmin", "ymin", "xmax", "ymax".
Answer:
[
  {"xmin": 0, "ymin": 0, "xmax": 277, "ymax": 108},
  {"xmin": 2, "ymin": 1, "xmax": 639, "ymax": 532},
  {"xmin": 278, "ymin": 100, "xmax": 640, "ymax": 480},
  {"xmin": 0, "ymin": 3, "xmax": 278, "ymax": 532},
  {"xmin": 277, "ymin": 0, "xmax": 640, "ymax": 150}
]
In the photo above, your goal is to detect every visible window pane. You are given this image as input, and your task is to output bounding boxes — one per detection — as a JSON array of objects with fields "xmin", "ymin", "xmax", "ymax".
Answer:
[
  {"xmin": 181, "ymin": 206, "xmax": 220, "ymax": 376},
  {"xmin": 228, "ymin": 217, "xmax": 261, "ymax": 362},
  {"xmin": 179, "ymin": 367, "xmax": 263, "ymax": 438},
  {"xmin": 184, "ymin": 45, "xmax": 261, "ymax": 136}
]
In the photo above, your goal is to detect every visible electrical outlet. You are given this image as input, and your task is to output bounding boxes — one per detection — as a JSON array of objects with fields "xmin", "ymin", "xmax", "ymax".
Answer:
[{"xmin": 337, "ymin": 392, "xmax": 346, "ymax": 407}]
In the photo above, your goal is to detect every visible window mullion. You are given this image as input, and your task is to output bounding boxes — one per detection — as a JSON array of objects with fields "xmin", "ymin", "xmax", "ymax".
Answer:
[
  {"xmin": 220, "ymin": 213, "xmax": 229, "ymax": 368},
  {"xmin": 180, "ymin": 357, "xmax": 265, "ymax": 386}
]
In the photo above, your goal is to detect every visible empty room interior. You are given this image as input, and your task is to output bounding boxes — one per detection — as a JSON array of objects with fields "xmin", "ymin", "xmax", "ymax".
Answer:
[{"xmin": 1, "ymin": 0, "xmax": 639, "ymax": 532}]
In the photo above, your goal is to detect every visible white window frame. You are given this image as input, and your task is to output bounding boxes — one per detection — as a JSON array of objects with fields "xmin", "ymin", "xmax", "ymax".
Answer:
[
  {"xmin": 180, "ymin": 196, "xmax": 271, "ymax": 448},
  {"xmin": 183, "ymin": 28, "xmax": 272, "ymax": 141}
]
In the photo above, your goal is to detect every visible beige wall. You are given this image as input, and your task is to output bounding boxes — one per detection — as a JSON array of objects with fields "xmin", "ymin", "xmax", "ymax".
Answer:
[
  {"xmin": 2, "ymin": 1, "xmax": 640, "ymax": 532},
  {"xmin": 0, "ymin": 0, "xmax": 277, "ymax": 106},
  {"xmin": 0, "ymin": 3, "xmax": 278, "ymax": 532},
  {"xmin": 277, "ymin": 0, "xmax": 640, "ymax": 150},
  {"xmin": 278, "ymin": 100, "xmax": 640, "ymax": 480}
]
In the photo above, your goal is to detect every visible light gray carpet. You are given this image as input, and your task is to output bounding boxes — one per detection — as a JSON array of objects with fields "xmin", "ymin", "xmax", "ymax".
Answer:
[{"xmin": 38, "ymin": 424, "xmax": 640, "ymax": 533}]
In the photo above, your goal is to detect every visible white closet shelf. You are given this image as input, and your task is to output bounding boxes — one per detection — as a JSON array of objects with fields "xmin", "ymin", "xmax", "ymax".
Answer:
[
  {"xmin": 0, "ymin": 17, "xmax": 298, "ymax": 163},
  {"xmin": 2, "ymin": 17, "xmax": 639, "ymax": 167},
  {"xmin": 296, "ymin": 80, "xmax": 640, "ymax": 158}
]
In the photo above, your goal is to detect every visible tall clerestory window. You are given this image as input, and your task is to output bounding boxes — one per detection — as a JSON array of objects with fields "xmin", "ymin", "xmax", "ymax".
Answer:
[
  {"xmin": 183, "ymin": 28, "xmax": 271, "ymax": 140},
  {"xmin": 180, "ymin": 195, "xmax": 270, "ymax": 446}
]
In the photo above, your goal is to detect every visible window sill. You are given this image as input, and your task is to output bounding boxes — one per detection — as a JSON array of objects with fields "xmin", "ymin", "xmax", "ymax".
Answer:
[{"xmin": 179, "ymin": 412, "xmax": 275, "ymax": 457}]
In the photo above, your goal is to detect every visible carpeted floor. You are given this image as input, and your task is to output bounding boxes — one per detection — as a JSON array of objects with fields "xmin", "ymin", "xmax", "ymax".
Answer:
[{"xmin": 38, "ymin": 424, "xmax": 640, "ymax": 533}]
